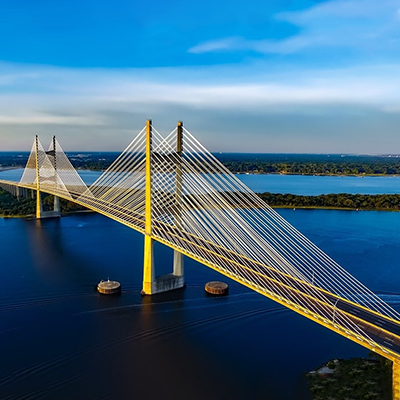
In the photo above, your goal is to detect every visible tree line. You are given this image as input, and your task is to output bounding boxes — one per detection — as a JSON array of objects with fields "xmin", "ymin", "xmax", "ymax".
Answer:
[
  {"xmin": 3, "ymin": 152, "xmax": 400, "ymax": 175},
  {"xmin": 223, "ymin": 161, "xmax": 400, "ymax": 175},
  {"xmin": 0, "ymin": 189, "xmax": 86, "ymax": 216},
  {"xmin": 2, "ymin": 188, "xmax": 400, "ymax": 216},
  {"xmin": 259, "ymin": 192, "xmax": 400, "ymax": 210}
]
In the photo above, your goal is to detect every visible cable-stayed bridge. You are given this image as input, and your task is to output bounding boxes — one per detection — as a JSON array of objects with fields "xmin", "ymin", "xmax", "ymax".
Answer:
[{"xmin": 1, "ymin": 120, "xmax": 400, "ymax": 398}]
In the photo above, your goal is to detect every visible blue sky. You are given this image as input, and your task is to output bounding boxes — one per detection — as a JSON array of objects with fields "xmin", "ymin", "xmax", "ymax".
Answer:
[{"xmin": 1, "ymin": 0, "xmax": 400, "ymax": 152}]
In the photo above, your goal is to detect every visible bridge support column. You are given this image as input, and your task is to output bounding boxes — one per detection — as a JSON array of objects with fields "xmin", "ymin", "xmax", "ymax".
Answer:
[
  {"xmin": 141, "ymin": 120, "xmax": 185, "ymax": 296},
  {"xmin": 54, "ymin": 196, "xmax": 61, "ymax": 216},
  {"xmin": 394, "ymin": 361, "xmax": 400, "ymax": 400},
  {"xmin": 33, "ymin": 135, "xmax": 61, "ymax": 219},
  {"xmin": 36, "ymin": 190, "xmax": 42, "ymax": 219},
  {"xmin": 35, "ymin": 135, "xmax": 42, "ymax": 219},
  {"xmin": 142, "ymin": 235, "xmax": 155, "ymax": 294},
  {"xmin": 173, "ymin": 251, "xmax": 183, "ymax": 277},
  {"xmin": 173, "ymin": 121, "xmax": 184, "ymax": 280}
]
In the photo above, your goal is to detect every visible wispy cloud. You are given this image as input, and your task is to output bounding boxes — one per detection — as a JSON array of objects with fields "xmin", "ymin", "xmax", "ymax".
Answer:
[
  {"xmin": 0, "ymin": 113, "xmax": 105, "ymax": 126},
  {"xmin": 1, "ymin": 60, "xmax": 400, "ymax": 152},
  {"xmin": 188, "ymin": 0, "xmax": 400, "ymax": 55},
  {"xmin": 1, "ymin": 62, "xmax": 399, "ymax": 113}
]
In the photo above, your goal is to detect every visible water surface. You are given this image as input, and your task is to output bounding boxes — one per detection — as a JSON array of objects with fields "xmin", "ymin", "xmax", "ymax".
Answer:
[
  {"xmin": 1, "ymin": 209, "xmax": 399, "ymax": 399},
  {"xmin": 1, "ymin": 168, "xmax": 400, "ymax": 195}
]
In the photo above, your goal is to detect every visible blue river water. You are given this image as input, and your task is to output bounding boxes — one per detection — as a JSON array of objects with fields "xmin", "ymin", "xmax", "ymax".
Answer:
[
  {"xmin": 1, "ymin": 173, "xmax": 400, "ymax": 399},
  {"xmin": 2, "ymin": 168, "xmax": 400, "ymax": 195}
]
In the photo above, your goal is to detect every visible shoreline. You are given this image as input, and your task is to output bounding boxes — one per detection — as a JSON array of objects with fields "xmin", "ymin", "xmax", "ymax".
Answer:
[
  {"xmin": 306, "ymin": 356, "xmax": 391, "ymax": 400},
  {"xmin": 235, "ymin": 171, "xmax": 400, "ymax": 177},
  {"xmin": 271, "ymin": 205, "xmax": 400, "ymax": 212},
  {"xmin": 1, "ymin": 209, "xmax": 94, "ymax": 219},
  {"xmin": 1, "ymin": 205, "xmax": 398, "ymax": 219},
  {"xmin": 3, "ymin": 166, "xmax": 400, "ymax": 177}
]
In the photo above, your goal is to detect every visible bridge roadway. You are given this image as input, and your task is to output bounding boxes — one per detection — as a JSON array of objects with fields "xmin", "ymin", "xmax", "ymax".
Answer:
[
  {"xmin": 2, "ymin": 180, "xmax": 400, "ymax": 360},
  {"xmin": 150, "ymin": 220, "xmax": 400, "ymax": 360}
]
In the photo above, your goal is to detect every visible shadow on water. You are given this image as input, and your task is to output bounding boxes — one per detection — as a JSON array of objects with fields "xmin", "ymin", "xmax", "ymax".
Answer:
[{"xmin": 24, "ymin": 217, "xmax": 103, "ymax": 285}]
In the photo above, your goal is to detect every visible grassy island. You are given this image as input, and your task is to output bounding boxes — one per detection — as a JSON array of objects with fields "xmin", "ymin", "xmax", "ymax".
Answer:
[{"xmin": 306, "ymin": 356, "xmax": 392, "ymax": 400}]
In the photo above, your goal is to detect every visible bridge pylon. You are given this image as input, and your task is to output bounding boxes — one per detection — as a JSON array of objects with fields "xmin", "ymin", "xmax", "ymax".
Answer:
[
  {"xmin": 35, "ymin": 135, "xmax": 42, "ymax": 219},
  {"xmin": 394, "ymin": 361, "xmax": 400, "ymax": 400},
  {"xmin": 141, "ymin": 120, "xmax": 185, "ymax": 295},
  {"xmin": 173, "ymin": 121, "xmax": 184, "ymax": 278},
  {"xmin": 34, "ymin": 135, "xmax": 61, "ymax": 219},
  {"xmin": 46, "ymin": 136, "xmax": 61, "ymax": 217}
]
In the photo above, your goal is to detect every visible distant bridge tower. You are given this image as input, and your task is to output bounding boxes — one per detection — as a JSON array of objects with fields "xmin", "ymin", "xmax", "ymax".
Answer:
[
  {"xmin": 35, "ymin": 135, "xmax": 42, "ymax": 219},
  {"xmin": 46, "ymin": 136, "xmax": 61, "ymax": 217},
  {"xmin": 141, "ymin": 120, "xmax": 185, "ymax": 295},
  {"xmin": 173, "ymin": 121, "xmax": 184, "ymax": 279},
  {"xmin": 34, "ymin": 135, "xmax": 61, "ymax": 219}
]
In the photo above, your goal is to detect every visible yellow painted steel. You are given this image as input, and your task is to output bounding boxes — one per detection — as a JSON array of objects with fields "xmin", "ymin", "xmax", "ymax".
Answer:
[
  {"xmin": 5, "ymin": 124, "xmax": 400, "ymax": 398},
  {"xmin": 5, "ymin": 177, "xmax": 400, "ymax": 354},
  {"xmin": 394, "ymin": 361, "xmax": 400, "ymax": 400},
  {"xmin": 34, "ymin": 135, "xmax": 42, "ymax": 219},
  {"xmin": 152, "ymin": 226, "xmax": 400, "ymax": 345},
  {"xmin": 153, "ymin": 234, "xmax": 400, "ymax": 362},
  {"xmin": 142, "ymin": 119, "xmax": 154, "ymax": 294},
  {"xmin": 4, "ymin": 178, "xmax": 400, "ymax": 352},
  {"xmin": 0, "ymin": 180, "xmax": 146, "ymax": 234},
  {"xmin": 13, "ymin": 175, "xmax": 400, "ymax": 328},
  {"xmin": 4, "ymin": 177, "xmax": 400, "ymax": 393},
  {"xmin": 164, "ymin": 228, "xmax": 400, "ymax": 342},
  {"xmin": 143, "ymin": 235, "xmax": 154, "ymax": 294},
  {"xmin": 6, "ymin": 177, "xmax": 397, "ymax": 334},
  {"xmin": 145, "ymin": 119, "xmax": 152, "ymax": 236}
]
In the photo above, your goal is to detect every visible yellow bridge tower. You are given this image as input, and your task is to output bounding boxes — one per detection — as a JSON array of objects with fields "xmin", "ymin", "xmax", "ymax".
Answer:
[{"xmin": 141, "ymin": 120, "xmax": 185, "ymax": 295}]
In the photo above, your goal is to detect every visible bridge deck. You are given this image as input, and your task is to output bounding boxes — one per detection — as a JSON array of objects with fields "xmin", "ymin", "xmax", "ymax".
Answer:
[{"xmin": 1, "ymin": 177, "xmax": 400, "ymax": 361}]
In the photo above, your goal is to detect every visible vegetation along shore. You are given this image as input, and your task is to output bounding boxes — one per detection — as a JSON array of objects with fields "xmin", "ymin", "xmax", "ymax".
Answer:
[
  {"xmin": 2, "ymin": 188, "xmax": 400, "ymax": 217},
  {"xmin": 306, "ymin": 355, "xmax": 392, "ymax": 400},
  {"xmin": 3, "ymin": 152, "xmax": 400, "ymax": 176}
]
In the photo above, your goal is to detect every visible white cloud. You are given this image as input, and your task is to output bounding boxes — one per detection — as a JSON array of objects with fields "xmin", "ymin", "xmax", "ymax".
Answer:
[
  {"xmin": 189, "ymin": 37, "xmax": 243, "ymax": 54},
  {"xmin": 189, "ymin": 36, "xmax": 315, "ymax": 55},
  {"xmin": 1, "ymin": 61, "xmax": 400, "ymax": 152},
  {"xmin": 1, "ymin": 62, "xmax": 399, "ymax": 112},
  {"xmin": 0, "ymin": 113, "xmax": 105, "ymax": 126},
  {"xmin": 188, "ymin": 0, "xmax": 400, "ymax": 55}
]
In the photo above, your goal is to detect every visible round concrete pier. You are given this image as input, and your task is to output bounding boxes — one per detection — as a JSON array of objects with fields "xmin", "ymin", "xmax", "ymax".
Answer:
[
  {"xmin": 205, "ymin": 281, "xmax": 229, "ymax": 296},
  {"xmin": 97, "ymin": 279, "xmax": 121, "ymax": 295}
]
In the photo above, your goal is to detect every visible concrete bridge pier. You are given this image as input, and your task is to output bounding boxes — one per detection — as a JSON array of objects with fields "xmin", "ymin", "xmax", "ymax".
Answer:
[
  {"xmin": 54, "ymin": 196, "xmax": 60, "ymax": 215},
  {"xmin": 142, "ymin": 237, "xmax": 185, "ymax": 296},
  {"xmin": 173, "ymin": 251, "xmax": 183, "ymax": 277},
  {"xmin": 16, "ymin": 186, "xmax": 28, "ymax": 199},
  {"xmin": 36, "ymin": 190, "xmax": 43, "ymax": 219},
  {"xmin": 35, "ymin": 191, "xmax": 61, "ymax": 219}
]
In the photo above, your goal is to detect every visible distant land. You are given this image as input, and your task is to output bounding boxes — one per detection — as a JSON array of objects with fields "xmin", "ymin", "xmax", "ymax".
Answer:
[{"xmin": 2, "ymin": 152, "xmax": 400, "ymax": 176}]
